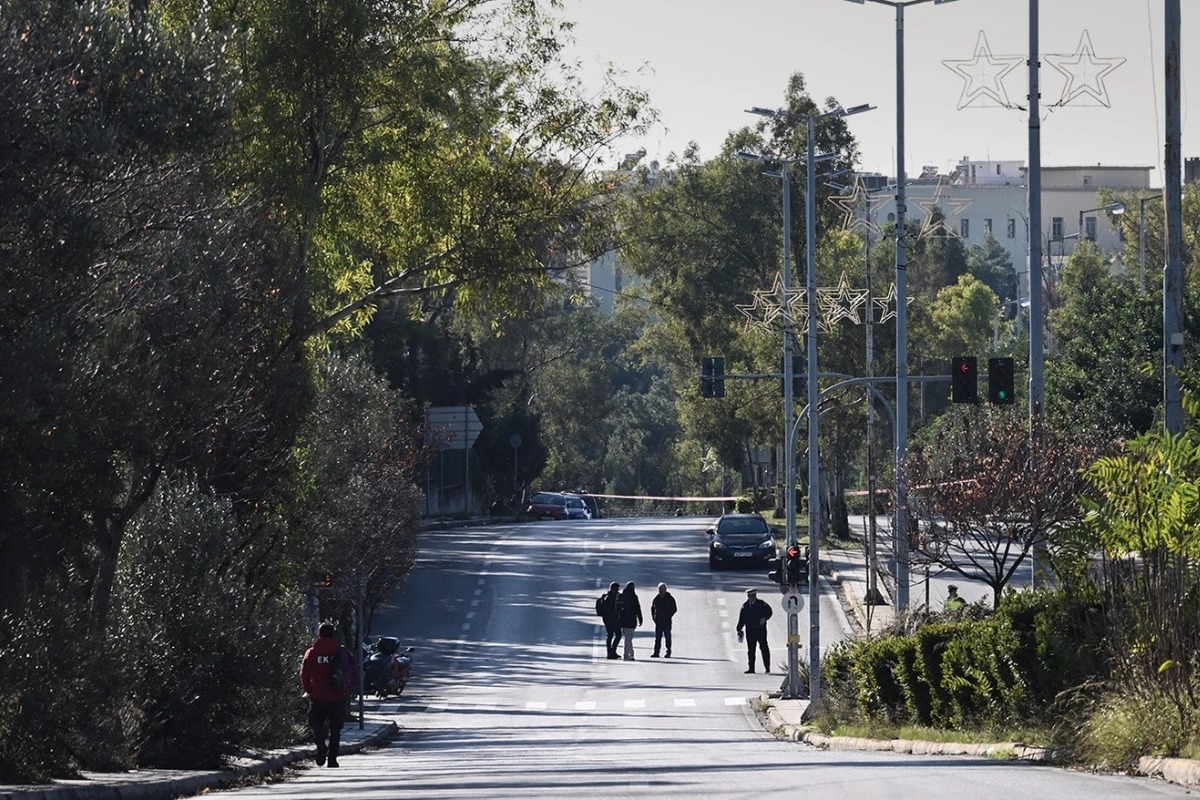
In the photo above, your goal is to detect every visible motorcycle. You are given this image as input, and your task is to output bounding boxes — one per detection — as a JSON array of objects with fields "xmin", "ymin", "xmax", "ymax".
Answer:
[{"xmin": 360, "ymin": 636, "xmax": 414, "ymax": 698}]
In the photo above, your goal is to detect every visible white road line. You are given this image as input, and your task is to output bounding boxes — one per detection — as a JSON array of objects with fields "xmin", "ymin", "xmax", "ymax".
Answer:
[
  {"xmin": 461, "ymin": 622, "xmax": 471, "ymax": 633},
  {"xmin": 673, "ymin": 698, "xmax": 697, "ymax": 708},
  {"xmin": 525, "ymin": 701, "xmax": 547, "ymax": 710},
  {"xmin": 724, "ymin": 697, "xmax": 748, "ymax": 706},
  {"xmin": 470, "ymin": 598, "xmax": 480, "ymax": 608},
  {"xmin": 473, "ymin": 588, "xmax": 483, "ymax": 596},
  {"xmin": 465, "ymin": 611, "xmax": 475, "ymax": 620},
  {"xmin": 624, "ymin": 699, "xmax": 646, "ymax": 709},
  {"xmin": 716, "ymin": 598, "xmax": 727, "ymax": 606},
  {"xmin": 575, "ymin": 701, "xmax": 597, "ymax": 710}
]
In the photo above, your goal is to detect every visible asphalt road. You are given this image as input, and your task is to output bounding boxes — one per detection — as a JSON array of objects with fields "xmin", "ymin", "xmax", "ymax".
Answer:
[{"xmin": 206, "ymin": 517, "xmax": 1191, "ymax": 799}]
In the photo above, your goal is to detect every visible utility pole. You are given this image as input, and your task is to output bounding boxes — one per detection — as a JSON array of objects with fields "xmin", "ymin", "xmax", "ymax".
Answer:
[{"xmin": 1163, "ymin": 0, "xmax": 1184, "ymax": 434}]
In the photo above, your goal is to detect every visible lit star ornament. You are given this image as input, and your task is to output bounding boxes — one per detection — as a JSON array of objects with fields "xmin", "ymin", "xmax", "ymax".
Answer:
[
  {"xmin": 942, "ymin": 31, "xmax": 1024, "ymax": 110},
  {"xmin": 1045, "ymin": 30, "xmax": 1125, "ymax": 108},
  {"xmin": 914, "ymin": 180, "xmax": 974, "ymax": 238},
  {"xmin": 829, "ymin": 178, "xmax": 887, "ymax": 236}
]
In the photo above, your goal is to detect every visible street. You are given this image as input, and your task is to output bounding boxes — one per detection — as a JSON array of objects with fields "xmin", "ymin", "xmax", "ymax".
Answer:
[{"xmin": 208, "ymin": 517, "xmax": 1190, "ymax": 799}]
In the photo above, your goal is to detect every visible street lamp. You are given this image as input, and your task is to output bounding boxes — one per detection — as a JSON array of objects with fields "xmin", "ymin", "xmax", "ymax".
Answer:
[
  {"xmin": 1077, "ymin": 202, "xmax": 1125, "ymax": 243},
  {"xmin": 993, "ymin": 298, "xmax": 1030, "ymax": 352},
  {"xmin": 740, "ymin": 100, "xmax": 873, "ymax": 706},
  {"xmin": 842, "ymin": 0, "xmax": 960, "ymax": 615},
  {"xmin": 1138, "ymin": 194, "xmax": 1162, "ymax": 295}
]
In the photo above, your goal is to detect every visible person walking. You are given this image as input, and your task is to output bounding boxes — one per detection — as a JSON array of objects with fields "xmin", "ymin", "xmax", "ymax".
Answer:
[
  {"xmin": 300, "ymin": 621, "xmax": 357, "ymax": 767},
  {"xmin": 597, "ymin": 581, "xmax": 623, "ymax": 659},
  {"xmin": 735, "ymin": 589, "xmax": 773, "ymax": 674},
  {"xmin": 616, "ymin": 581, "xmax": 643, "ymax": 660},
  {"xmin": 650, "ymin": 582, "xmax": 677, "ymax": 658}
]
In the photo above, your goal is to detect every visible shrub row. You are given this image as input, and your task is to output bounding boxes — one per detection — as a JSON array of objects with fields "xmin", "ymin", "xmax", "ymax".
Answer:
[{"xmin": 822, "ymin": 588, "xmax": 1107, "ymax": 731}]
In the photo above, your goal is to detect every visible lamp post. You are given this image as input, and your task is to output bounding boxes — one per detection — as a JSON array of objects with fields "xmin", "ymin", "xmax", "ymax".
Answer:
[
  {"xmin": 843, "ymin": 0, "xmax": 958, "ymax": 613},
  {"xmin": 1077, "ymin": 202, "xmax": 1125, "ymax": 244},
  {"xmin": 739, "ymin": 101, "xmax": 872, "ymax": 705},
  {"xmin": 1138, "ymin": 194, "xmax": 1162, "ymax": 295},
  {"xmin": 993, "ymin": 298, "xmax": 1030, "ymax": 352}
]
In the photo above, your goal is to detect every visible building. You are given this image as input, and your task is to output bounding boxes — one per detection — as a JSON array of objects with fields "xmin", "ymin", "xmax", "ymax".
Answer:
[{"xmin": 869, "ymin": 156, "xmax": 1154, "ymax": 301}]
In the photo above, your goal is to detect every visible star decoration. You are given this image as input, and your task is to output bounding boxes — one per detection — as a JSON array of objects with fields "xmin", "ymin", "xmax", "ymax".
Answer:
[
  {"xmin": 871, "ymin": 282, "xmax": 901, "ymax": 325},
  {"xmin": 736, "ymin": 273, "xmax": 907, "ymax": 334},
  {"xmin": 736, "ymin": 272, "xmax": 783, "ymax": 329},
  {"xmin": 820, "ymin": 273, "xmax": 869, "ymax": 326},
  {"xmin": 942, "ymin": 31, "xmax": 1024, "ymax": 110},
  {"xmin": 828, "ymin": 178, "xmax": 888, "ymax": 236},
  {"xmin": 1045, "ymin": 30, "xmax": 1125, "ymax": 108},
  {"xmin": 914, "ymin": 179, "xmax": 974, "ymax": 238}
]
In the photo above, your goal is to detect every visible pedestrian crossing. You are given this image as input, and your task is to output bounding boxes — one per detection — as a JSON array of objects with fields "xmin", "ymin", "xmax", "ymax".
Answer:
[{"xmin": 419, "ymin": 694, "xmax": 752, "ymax": 714}]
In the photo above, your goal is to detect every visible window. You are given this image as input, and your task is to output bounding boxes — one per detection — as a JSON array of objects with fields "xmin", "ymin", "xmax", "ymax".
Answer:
[
  {"xmin": 1051, "ymin": 217, "xmax": 1064, "ymax": 240},
  {"xmin": 1007, "ymin": 218, "xmax": 1017, "ymax": 239},
  {"xmin": 960, "ymin": 218, "xmax": 970, "ymax": 238},
  {"xmin": 1083, "ymin": 175, "xmax": 1092, "ymax": 186},
  {"xmin": 996, "ymin": 164, "xmax": 1002, "ymax": 175},
  {"xmin": 1085, "ymin": 216, "xmax": 1097, "ymax": 241},
  {"xmin": 984, "ymin": 218, "xmax": 993, "ymax": 235}
]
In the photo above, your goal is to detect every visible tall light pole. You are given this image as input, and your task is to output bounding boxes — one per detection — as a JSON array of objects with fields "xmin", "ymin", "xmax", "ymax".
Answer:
[
  {"xmin": 734, "ymin": 145, "xmax": 800, "ymax": 697},
  {"xmin": 739, "ymin": 101, "xmax": 873, "ymax": 706},
  {"xmin": 843, "ymin": 0, "xmax": 959, "ymax": 613}
]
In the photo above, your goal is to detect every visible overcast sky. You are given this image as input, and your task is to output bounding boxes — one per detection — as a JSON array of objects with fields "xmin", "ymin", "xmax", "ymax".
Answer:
[{"xmin": 561, "ymin": 0, "xmax": 1196, "ymax": 187}]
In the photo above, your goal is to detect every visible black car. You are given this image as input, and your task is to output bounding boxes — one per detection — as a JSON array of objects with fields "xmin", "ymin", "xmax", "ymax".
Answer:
[
  {"xmin": 568, "ymin": 490, "xmax": 601, "ymax": 519},
  {"xmin": 708, "ymin": 513, "xmax": 777, "ymax": 570}
]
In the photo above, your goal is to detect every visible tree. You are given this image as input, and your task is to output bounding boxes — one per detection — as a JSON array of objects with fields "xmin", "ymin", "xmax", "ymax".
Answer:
[
  {"xmin": 904, "ymin": 408, "xmax": 1095, "ymax": 609},
  {"xmin": 1047, "ymin": 241, "xmax": 1159, "ymax": 437},
  {"xmin": 967, "ymin": 232, "xmax": 1018, "ymax": 303}
]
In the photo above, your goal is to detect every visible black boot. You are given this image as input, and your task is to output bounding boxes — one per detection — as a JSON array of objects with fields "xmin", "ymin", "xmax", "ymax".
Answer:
[
  {"xmin": 327, "ymin": 737, "xmax": 341, "ymax": 768},
  {"xmin": 312, "ymin": 727, "xmax": 327, "ymax": 766}
]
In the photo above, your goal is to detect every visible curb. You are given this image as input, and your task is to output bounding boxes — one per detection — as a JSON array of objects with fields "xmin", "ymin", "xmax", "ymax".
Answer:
[
  {"xmin": 0, "ymin": 721, "xmax": 398, "ymax": 800},
  {"xmin": 762, "ymin": 700, "xmax": 1054, "ymax": 763}
]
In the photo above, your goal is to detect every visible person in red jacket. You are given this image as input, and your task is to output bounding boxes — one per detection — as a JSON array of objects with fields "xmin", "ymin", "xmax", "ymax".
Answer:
[{"xmin": 300, "ymin": 621, "xmax": 356, "ymax": 767}]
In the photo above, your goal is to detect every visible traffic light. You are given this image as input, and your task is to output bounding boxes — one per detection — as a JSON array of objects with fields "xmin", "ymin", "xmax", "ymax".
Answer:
[
  {"xmin": 785, "ymin": 545, "xmax": 807, "ymax": 586},
  {"xmin": 700, "ymin": 356, "xmax": 725, "ymax": 398},
  {"xmin": 781, "ymin": 355, "xmax": 805, "ymax": 396},
  {"xmin": 767, "ymin": 556, "xmax": 783, "ymax": 584},
  {"xmin": 988, "ymin": 357, "xmax": 1015, "ymax": 405},
  {"xmin": 951, "ymin": 356, "xmax": 978, "ymax": 403}
]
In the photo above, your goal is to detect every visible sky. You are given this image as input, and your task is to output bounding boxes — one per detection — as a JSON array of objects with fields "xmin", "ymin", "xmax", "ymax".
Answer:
[{"xmin": 560, "ymin": 0, "xmax": 1197, "ymax": 186}]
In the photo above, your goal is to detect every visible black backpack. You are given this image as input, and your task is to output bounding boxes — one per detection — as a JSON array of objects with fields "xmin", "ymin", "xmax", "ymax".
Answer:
[{"xmin": 595, "ymin": 594, "xmax": 606, "ymax": 616}]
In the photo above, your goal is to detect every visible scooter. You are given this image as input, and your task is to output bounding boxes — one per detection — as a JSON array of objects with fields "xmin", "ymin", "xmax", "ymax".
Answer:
[{"xmin": 360, "ymin": 636, "xmax": 414, "ymax": 698}]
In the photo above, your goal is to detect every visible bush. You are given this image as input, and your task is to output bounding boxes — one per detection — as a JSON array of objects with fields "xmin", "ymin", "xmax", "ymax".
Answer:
[
  {"xmin": 112, "ymin": 478, "xmax": 308, "ymax": 768},
  {"xmin": 0, "ymin": 593, "xmax": 108, "ymax": 783}
]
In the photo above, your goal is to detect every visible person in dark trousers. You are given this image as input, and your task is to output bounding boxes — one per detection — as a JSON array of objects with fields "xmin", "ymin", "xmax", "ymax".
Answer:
[
  {"xmin": 598, "ymin": 581, "xmax": 622, "ymax": 659},
  {"xmin": 650, "ymin": 582, "xmax": 677, "ymax": 658},
  {"xmin": 736, "ymin": 589, "xmax": 773, "ymax": 674},
  {"xmin": 617, "ymin": 581, "xmax": 643, "ymax": 660},
  {"xmin": 300, "ymin": 621, "xmax": 356, "ymax": 767}
]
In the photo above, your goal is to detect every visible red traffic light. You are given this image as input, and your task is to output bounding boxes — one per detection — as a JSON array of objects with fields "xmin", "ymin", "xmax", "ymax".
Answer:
[{"xmin": 787, "ymin": 545, "xmax": 801, "ymax": 559}]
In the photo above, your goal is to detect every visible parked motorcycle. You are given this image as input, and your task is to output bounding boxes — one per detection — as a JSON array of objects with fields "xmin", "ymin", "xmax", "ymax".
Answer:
[{"xmin": 360, "ymin": 636, "xmax": 414, "ymax": 698}]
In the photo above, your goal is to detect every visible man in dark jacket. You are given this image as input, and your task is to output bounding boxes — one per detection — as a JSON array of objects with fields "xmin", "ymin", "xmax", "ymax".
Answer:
[
  {"xmin": 735, "ymin": 589, "xmax": 773, "ymax": 674},
  {"xmin": 300, "ymin": 621, "xmax": 356, "ymax": 767},
  {"xmin": 650, "ymin": 582, "xmax": 677, "ymax": 658},
  {"xmin": 598, "ymin": 581, "xmax": 622, "ymax": 659},
  {"xmin": 616, "ymin": 581, "xmax": 643, "ymax": 660}
]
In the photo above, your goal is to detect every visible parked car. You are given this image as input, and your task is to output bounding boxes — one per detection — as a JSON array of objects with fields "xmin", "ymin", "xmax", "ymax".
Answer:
[
  {"xmin": 568, "ymin": 489, "xmax": 601, "ymax": 519},
  {"xmin": 527, "ymin": 492, "xmax": 569, "ymax": 520},
  {"xmin": 707, "ymin": 513, "xmax": 777, "ymax": 570},
  {"xmin": 563, "ymin": 494, "xmax": 591, "ymax": 520}
]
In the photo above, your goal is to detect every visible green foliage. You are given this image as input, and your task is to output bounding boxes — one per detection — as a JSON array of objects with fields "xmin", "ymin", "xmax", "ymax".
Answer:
[
  {"xmin": 819, "ymin": 590, "xmax": 1108, "ymax": 736},
  {"xmin": 0, "ymin": 595, "xmax": 98, "ymax": 782},
  {"xmin": 113, "ymin": 479, "xmax": 308, "ymax": 768},
  {"xmin": 1046, "ymin": 242, "xmax": 1159, "ymax": 437}
]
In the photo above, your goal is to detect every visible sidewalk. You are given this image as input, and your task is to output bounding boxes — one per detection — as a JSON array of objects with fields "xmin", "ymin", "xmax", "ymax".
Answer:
[{"xmin": 0, "ymin": 715, "xmax": 397, "ymax": 800}]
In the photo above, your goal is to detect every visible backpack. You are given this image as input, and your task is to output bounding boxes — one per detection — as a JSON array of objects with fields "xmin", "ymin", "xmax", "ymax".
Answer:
[
  {"xmin": 595, "ymin": 594, "xmax": 606, "ymax": 616},
  {"xmin": 327, "ymin": 648, "xmax": 346, "ymax": 688}
]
